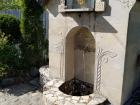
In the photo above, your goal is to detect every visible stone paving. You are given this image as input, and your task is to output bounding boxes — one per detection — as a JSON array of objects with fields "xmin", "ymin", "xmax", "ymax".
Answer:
[
  {"xmin": 0, "ymin": 83, "xmax": 43, "ymax": 105},
  {"xmin": 43, "ymin": 79, "xmax": 106, "ymax": 105}
]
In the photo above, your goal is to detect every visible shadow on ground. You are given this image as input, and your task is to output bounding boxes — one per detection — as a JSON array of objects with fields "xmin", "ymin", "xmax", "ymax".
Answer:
[{"xmin": 0, "ymin": 78, "xmax": 41, "ymax": 96}]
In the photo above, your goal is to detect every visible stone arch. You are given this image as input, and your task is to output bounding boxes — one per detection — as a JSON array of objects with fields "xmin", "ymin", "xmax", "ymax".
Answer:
[{"xmin": 65, "ymin": 26, "xmax": 95, "ymax": 85}]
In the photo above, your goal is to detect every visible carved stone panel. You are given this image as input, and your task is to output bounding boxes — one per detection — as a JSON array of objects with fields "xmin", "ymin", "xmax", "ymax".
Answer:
[{"xmin": 95, "ymin": 0, "xmax": 106, "ymax": 12}]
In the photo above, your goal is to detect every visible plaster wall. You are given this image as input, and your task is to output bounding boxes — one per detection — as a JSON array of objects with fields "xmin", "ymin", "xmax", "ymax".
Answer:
[
  {"xmin": 46, "ymin": 0, "xmax": 136, "ymax": 105},
  {"xmin": 75, "ymin": 50, "xmax": 95, "ymax": 84}
]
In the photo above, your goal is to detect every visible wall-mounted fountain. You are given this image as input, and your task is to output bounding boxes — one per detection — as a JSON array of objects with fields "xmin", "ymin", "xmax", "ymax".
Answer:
[{"xmin": 39, "ymin": 0, "xmax": 138, "ymax": 105}]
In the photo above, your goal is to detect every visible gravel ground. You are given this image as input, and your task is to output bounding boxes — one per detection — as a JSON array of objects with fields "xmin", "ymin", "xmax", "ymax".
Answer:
[{"xmin": 0, "ymin": 83, "xmax": 43, "ymax": 105}]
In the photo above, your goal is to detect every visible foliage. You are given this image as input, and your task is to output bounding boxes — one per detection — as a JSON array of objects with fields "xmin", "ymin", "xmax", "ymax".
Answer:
[
  {"xmin": 0, "ymin": 63, "xmax": 9, "ymax": 80},
  {"xmin": 0, "ymin": 34, "xmax": 20, "ymax": 69},
  {"xmin": 0, "ymin": 0, "xmax": 21, "ymax": 10},
  {"xmin": 0, "ymin": 33, "xmax": 22, "ymax": 80},
  {"xmin": 0, "ymin": 14, "xmax": 22, "ymax": 43},
  {"xmin": 0, "ymin": 0, "xmax": 48, "ymax": 81},
  {"xmin": 20, "ymin": 0, "xmax": 48, "ymax": 70}
]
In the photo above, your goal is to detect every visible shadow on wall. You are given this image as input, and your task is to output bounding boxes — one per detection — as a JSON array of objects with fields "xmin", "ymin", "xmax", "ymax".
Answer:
[
  {"xmin": 95, "ymin": 0, "xmax": 117, "ymax": 33},
  {"xmin": 46, "ymin": 0, "xmax": 117, "ymax": 33},
  {"xmin": 122, "ymin": 1, "xmax": 140, "ymax": 105},
  {"xmin": 46, "ymin": 0, "xmax": 59, "ymax": 17}
]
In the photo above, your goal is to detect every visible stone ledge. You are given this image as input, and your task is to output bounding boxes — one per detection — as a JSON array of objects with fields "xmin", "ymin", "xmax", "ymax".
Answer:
[
  {"xmin": 43, "ymin": 79, "xmax": 106, "ymax": 105},
  {"xmin": 39, "ymin": 66, "xmax": 50, "ymax": 86}
]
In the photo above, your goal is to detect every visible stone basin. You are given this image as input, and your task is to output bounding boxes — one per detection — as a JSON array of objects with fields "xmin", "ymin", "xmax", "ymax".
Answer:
[{"xmin": 43, "ymin": 79, "xmax": 106, "ymax": 105}]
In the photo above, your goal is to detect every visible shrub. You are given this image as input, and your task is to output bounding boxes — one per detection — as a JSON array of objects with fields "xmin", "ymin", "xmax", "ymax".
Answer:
[
  {"xmin": 20, "ymin": 0, "xmax": 48, "ymax": 70},
  {"xmin": 0, "ymin": 33, "xmax": 22, "ymax": 79},
  {"xmin": 0, "ymin": 14, "xmax": 22, "ymax": 43},
  {"xmin": 0, "ymin": 63, "xmax": 9, "ymax": 80}
]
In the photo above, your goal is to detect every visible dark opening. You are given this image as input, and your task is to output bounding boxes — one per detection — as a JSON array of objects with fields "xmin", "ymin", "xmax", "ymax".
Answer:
[
  {"xmin": 59, "ymin": 78, "xmax": 93, "ymax": 96},
  {"xmin": 136, "ymin": 55, "xmax": 140, "ymax": 67}
]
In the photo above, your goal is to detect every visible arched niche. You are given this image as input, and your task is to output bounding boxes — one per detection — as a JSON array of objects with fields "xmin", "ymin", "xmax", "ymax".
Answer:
[{"xmin": 65, "ymin": 26, "xmax": 95, "ymax": 85}]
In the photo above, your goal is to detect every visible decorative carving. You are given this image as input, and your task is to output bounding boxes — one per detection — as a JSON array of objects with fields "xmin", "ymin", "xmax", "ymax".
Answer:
[
  {"xmin": 117, "ymin": 0, "xmax": 136, "ymax": 8},
  {"xmin": 95, "ymin": 0, "xmax": 106, "ymax": 12},
  {"xmin": 95, "ymin": 48, "xmax": 117, "ymax": 92}
]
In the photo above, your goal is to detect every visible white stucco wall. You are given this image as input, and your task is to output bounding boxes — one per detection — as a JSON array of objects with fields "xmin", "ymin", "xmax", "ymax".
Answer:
[
  {"xmin": 95, "ymin": 1, "xmax": 135, "ymax": 104},
  {"xmin": 45, "ymin": 0, "xmax": 136, "ymax": 105}
]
